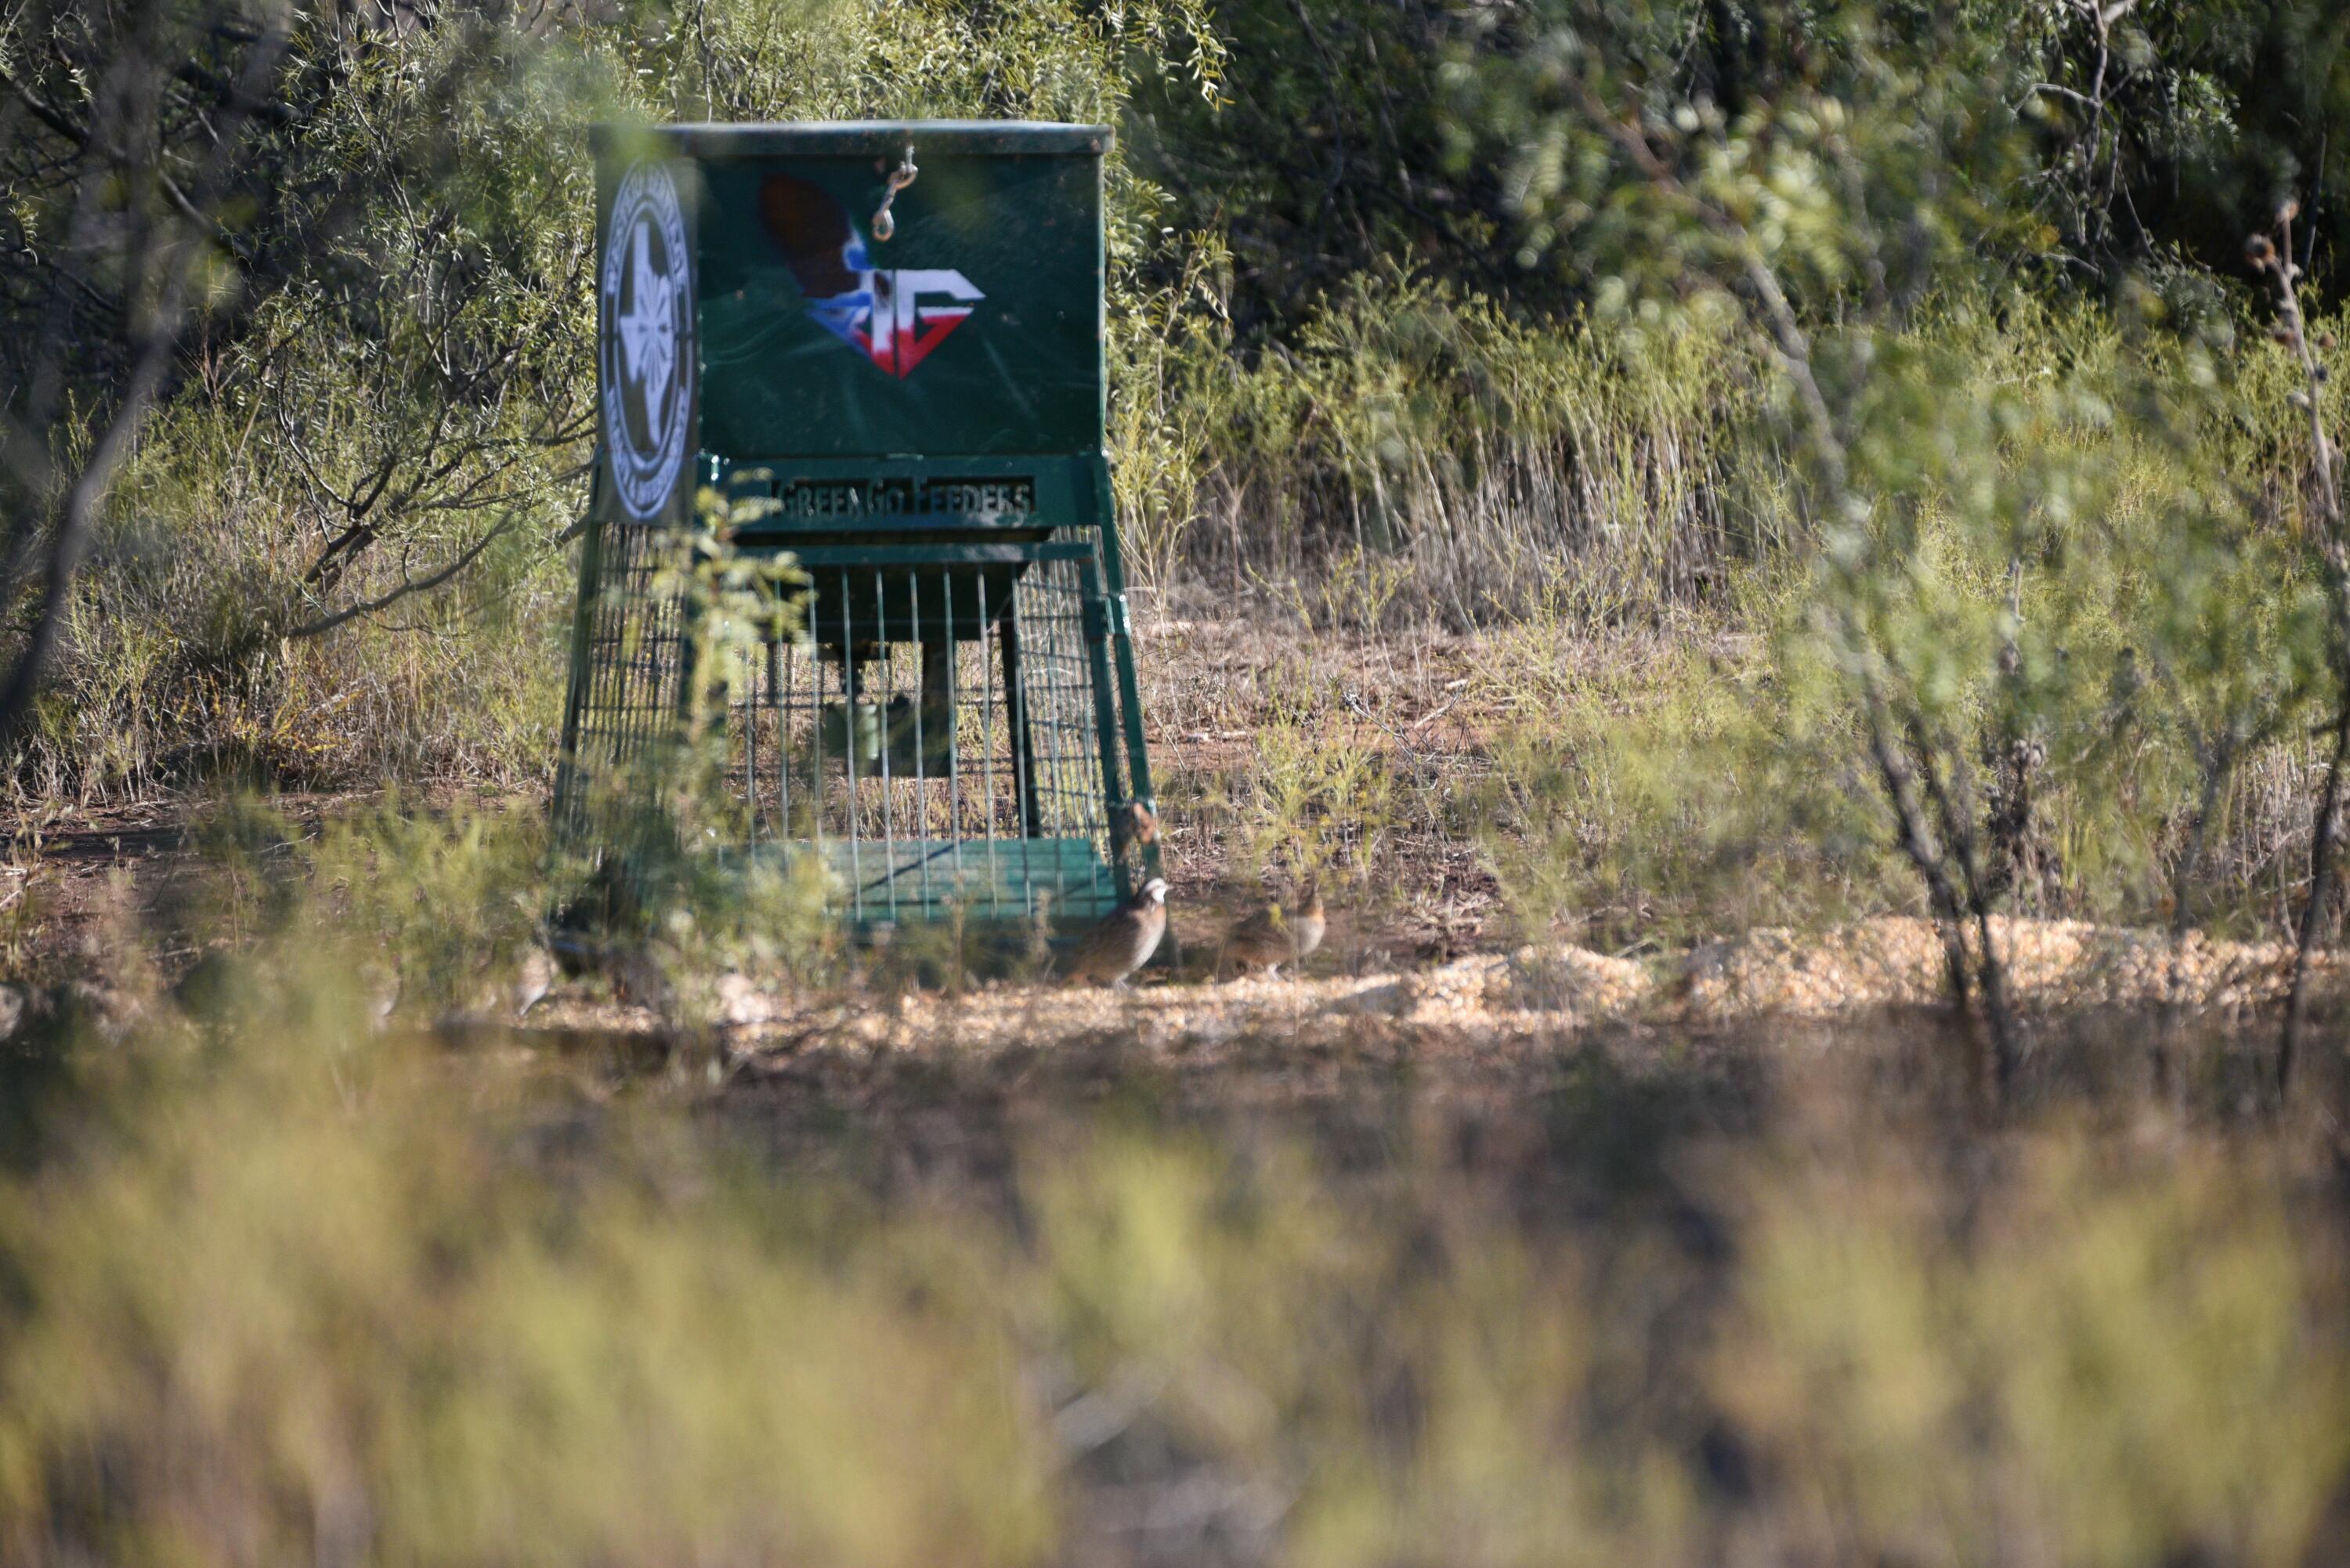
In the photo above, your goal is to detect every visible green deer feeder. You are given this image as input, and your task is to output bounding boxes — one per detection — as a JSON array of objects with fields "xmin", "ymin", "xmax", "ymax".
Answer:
[{"xmin": 554, "ymin": 121, "xmax": 1162, "ymax": 945}]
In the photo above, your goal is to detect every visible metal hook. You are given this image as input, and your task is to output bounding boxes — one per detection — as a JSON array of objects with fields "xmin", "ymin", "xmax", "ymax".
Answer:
[{"xmin": 870, "ymin": 145, "xmax": 918, "ymax": 242}]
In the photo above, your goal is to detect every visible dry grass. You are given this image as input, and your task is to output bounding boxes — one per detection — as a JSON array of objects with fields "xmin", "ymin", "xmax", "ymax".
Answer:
[
  {"xmin": 3, "ymin": 611, "xmax": 2348, "ymax": 1568},
  {"xmin": 5, "ymin": 586, "xmax": 2342, "ymax": 984}
]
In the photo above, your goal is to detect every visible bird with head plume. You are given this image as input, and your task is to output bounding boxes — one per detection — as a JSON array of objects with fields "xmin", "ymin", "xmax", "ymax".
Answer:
[
  {"xmin": 1062, "ymin": 877, "xmax": 1170, "ymax": 986},
  {"xmin": 1219, "ymin": 879, "xmax": 1325, "ymax": 979}
]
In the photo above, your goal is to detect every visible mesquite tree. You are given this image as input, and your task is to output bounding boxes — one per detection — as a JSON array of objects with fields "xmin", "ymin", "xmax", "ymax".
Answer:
[{"xmin": 1459, "ymin": 0, "xmax": 2337, "ymax": 1109}]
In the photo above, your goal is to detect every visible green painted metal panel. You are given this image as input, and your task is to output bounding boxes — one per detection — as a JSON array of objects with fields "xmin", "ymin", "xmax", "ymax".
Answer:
[
  {"xmin": 734, "ymin": 838, "xmax": 1119, "ymax": 921},
  {"xmin": 617, "ymin": 121, "xmax": 1111, "ymax": 158},
  {"xmin": 713, "ymin": 453, "xmax": 1111, "ymax": 533},
  {"xmin": 656, "ymin": 121, "xmax": 1108, "ymax": 461}
]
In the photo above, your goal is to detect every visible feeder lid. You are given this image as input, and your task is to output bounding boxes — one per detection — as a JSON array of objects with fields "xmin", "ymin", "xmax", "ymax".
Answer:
[{"xmin": 591, "ymin": 121, "xmax": 1114, "ymax": 160}]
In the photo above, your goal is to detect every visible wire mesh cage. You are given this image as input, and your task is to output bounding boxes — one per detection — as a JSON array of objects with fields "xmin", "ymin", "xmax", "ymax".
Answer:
[
  {"xmin": 725, "ymin": 544, "xmax": 1126, "ymax": 927},
  {"xmin": 551, "ymin": 518, "xmax": 689, "ymax": 857},
  {"xmin": 555, "ymin": 526, "xmax": 1142, "ymax": 936}
]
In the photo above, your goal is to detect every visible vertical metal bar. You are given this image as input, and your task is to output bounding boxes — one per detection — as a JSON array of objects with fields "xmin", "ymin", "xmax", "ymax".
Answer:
[
  {"xmin": 1088, "ymin": 508, "xmax": 1163, "ymax": 890},
  {"xmin": 812, "ymin": 641, "xmax": 828, "ymax": 858},
  {"xmin": 669, "ymin": 574, "xmax": 697, "ymax": 762},
  {"xmin": 770, "ymin": 636, "xmax": 786, "ymax": 841},
  {"xmin": 1050, "ymin": 566, "xmax": 1075, "ymax": 885},
  {"xmin": 922, "ymin": 636, "xmax": 955, "ymax": 850},
  {"xmin": 838, "ymin": 569, "xmax": 861, "ymax": 923},
  {"xmin": 743, "ymin": 623, "xmax": 760, "ymax": 841},
  {"xmin": 944, "ymin": 571, "xmax": 965, "ymax": 908},
  {"xmin": 1043, "ymin": 564, "xmax": 1076, "ymax": 907},
  {"xmin": 1045, "ymin": 568, "xmax": 1071, "ymax": 906},
  {"xmin": 873, "ymin": 568, "xmax": 898, "ymax": 926},
  {"xmin": 1001, "ymin": 590, "xmax": 1043, "ymax": 922},
  {"xmin": 976, "ymin": 573, "xmax": 1002, "ymax": 919},
  {"xmin": 1078, "ymin": 554, "xmax": 1128, "ymax": 896},
  {"xmin": 1024, "ymin": 569, "xmax": 1071, "ymax": 909},
  {"xmin": 1002, "ymin": 602, "xmax": 1043, "ymax": 838},
  {"xmin": 909, "ymin": 569, "xmax": 934, "ymax": 918}
]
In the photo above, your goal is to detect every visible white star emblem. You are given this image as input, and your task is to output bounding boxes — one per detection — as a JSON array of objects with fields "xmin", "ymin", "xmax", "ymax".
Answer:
[{"xmin": 616, "ymin": 220, "xmax": 675, "ymax": 411}]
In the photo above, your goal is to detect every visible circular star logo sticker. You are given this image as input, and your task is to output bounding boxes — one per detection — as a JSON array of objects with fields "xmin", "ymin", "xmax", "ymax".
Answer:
[{"xmin": 599, "ymin": 162, "xmax": 694, "ymax": 522}]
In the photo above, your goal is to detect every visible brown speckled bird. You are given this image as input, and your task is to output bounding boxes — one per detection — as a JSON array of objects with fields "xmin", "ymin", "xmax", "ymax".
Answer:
[
  {"xmin": 513, "ymin": 945, "xmax": 557, "ymax": 1020},
  {"xmin": 1220, "ymin": 881, "xmax": 1326, "ymax": 978},
  {"xmin": 1062, "ymin": 877, "xmax": 1170, "ymax": 986}
]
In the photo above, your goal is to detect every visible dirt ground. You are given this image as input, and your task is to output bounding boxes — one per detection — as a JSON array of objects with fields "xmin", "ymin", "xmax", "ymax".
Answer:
[
  {"xmin": 1132, "ymin": 608, "xmax": 1510, "ymax": 963},
  {"xmin": 509, "ymin": 914, "xmax": 2332, "ymax": 1058}
]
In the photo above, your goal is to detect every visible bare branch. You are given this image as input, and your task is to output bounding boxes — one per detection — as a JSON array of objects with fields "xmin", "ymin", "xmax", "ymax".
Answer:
[
  {"xmin": 2265, "ymin": 202, "xmax": 2348, "ymax": 1097},
  {"xmin": 284, "ymin": 515, "xmax": 519, "ymax": 640},
  {"xmin": 0, "ymin": 61, "xmax": 255, "ymax": 263}
]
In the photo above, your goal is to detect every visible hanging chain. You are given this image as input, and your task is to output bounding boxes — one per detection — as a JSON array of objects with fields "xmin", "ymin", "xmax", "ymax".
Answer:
[{"xmin": 870, "ymin": 145, "xmax": 918, "ymax": 241}]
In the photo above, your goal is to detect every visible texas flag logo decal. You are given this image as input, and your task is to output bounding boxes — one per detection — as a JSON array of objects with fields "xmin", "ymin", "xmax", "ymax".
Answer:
[
  {"xmin": 807, "ymin": 267, "xmax": 982, "ymax": 378},
  {"xmin": 760, "ymin": 173, "xmax": 982, "ymax": 379}
]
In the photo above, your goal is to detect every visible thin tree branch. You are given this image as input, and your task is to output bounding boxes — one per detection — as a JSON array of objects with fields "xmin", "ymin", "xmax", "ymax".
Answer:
[
  {"xmin": 284, "ymin": 515, "xmax": 519, "ymax": 639},
  {"xmin": 0, "ymin": 61, "xmax": 254, "ymax": 264},
  {"xmin": 2260, "ymin": 204, "xmax": 2348, "ymax": 1098},
  {"xmin": 0, "ymin": 324, "xmax": 177, "ymax": 739}
]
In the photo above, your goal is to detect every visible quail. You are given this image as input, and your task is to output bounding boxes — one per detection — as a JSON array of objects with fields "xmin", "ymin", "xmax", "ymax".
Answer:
[
  {"xmin": 1062, "ymin": 877, "xmax": 1170, "ymax": 986},
  {"xmin": 360, "ymin": 958, "xmax": 401, "ymax": 1028},
  {"xmin": 1220, "ymin": 881, "xmax": 1326, "ymax": 978},
  {"xmin": 513, "ymin": 945, "xmax": 557, "ymax": 1020}
]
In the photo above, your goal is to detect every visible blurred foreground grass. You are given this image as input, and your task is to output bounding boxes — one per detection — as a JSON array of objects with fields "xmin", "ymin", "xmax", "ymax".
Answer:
[{"xmin": 0, "ymin": 815, "xmax": 2345, "ymax": 1566}]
